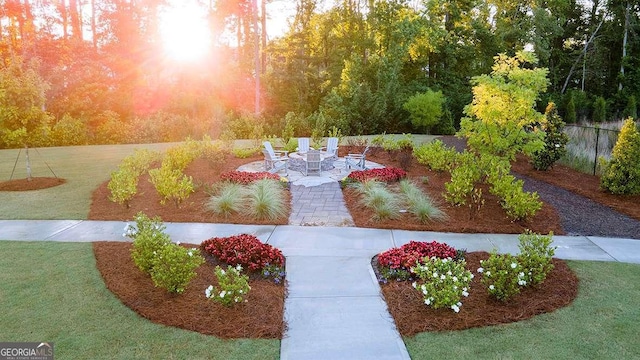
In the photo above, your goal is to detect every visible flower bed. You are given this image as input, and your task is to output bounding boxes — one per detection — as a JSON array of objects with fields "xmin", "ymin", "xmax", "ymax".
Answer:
[
  {"xmin": 200, "ymin": 234, "xmax": 285, "ymax": 271},
  {"xmin": 219, "ymin": 171, "xmax": 281, "ymax": 184},
  {"xmin": 347, "ymin": 167, "xmax": 407, "ymax": 183}
]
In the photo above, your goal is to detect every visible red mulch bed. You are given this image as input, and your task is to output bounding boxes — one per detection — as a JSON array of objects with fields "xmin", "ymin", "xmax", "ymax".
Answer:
[
  {"xmin": 342, "ymin": 146, "xmax": 564, "ymax": 235},
  {"xmin": 376, "ymin": 251, "xmax": 579, "ymax": 336},
  {"xmin": 93, "ymin": 241, "xmax": 285, "ymax": 339},
  {"xmin": 0, "ymin": 177, "xmax": 66, "ymax": 191},
  {"xmin": 88, "ymin": 155, "xmax": 290, "ymax": 224},
  {"xmin": 511, "ymin": 154, "xmax": 640, "ymax": 221}
]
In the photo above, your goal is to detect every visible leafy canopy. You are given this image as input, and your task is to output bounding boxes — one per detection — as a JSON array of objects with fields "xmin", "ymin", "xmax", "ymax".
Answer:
[{"xmin": 459, "ymin": 51, "xmax": 549, "ymax": 160}]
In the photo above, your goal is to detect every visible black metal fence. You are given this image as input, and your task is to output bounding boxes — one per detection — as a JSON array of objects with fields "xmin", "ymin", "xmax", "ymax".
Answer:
[{"xmin": 563, "ymin": 124, "xmax": 621, "ymax": 175}]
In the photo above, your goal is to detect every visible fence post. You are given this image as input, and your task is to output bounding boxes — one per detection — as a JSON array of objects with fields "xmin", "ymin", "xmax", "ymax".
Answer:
[{"xmin": 593, "ymin": 126, "xmax": 600, "ymax": 175}]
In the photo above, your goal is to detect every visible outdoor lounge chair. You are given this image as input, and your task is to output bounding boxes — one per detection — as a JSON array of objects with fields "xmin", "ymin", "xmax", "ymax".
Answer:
[
  {"xmin": 304, "ymin": 150, "xmax": 322, "ymax": 176},
  {"xmin": 262, "ymin": 141, "xmax": 289, "ymax": 175},
  {"xmin": 344, "ymin": 145, "xmax": 369, "ymax": 171},
  {"xmin": 322, "ymin": 137, "xmax": 339, "ymax": 160},
  {"xmin": 297, "ymin": 138, "xmax": 311, "ymax": 153}
]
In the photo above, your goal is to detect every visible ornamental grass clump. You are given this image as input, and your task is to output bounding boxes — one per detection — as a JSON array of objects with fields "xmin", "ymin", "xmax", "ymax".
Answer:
[
  {"xmin": 399, "ymin": 180, "xmax": 446, "ymax": 223},
  {"xmin": 205, "ymin": 265, "xmax": 251, "ymax": 307},
  {"xmin": 244, "ymin": 179, "xmax": 287, "ymax": 220},
  {"xmin": 478, "ymin": 251, "xmax": 527, "ymax": 301},
  {"xmin": 355, "ymin": 180, "xmax": 401, "ymax": 220},
  {"xmin": 206, "ymin": 182, "xmax": 247, "ymax": 217},
  {"xmin": 412, "ymin": 257, "xmax": 473, "ymax": 313}
]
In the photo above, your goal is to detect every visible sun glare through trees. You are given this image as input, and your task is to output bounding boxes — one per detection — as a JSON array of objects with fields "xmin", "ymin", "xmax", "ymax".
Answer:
[{"xmin": 158, "ymin": 2, "xmax": 212, "ymax": 62}]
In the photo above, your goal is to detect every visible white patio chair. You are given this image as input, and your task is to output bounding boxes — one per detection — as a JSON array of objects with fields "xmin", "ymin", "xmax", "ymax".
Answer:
[
  {"xmin": 304, "ymin": 150, "xmax": 322, "ymax": 176},
  {"xmin": 262, "ymin": 141, "xmax": 289, "ymax": 175},
  {"xmin": 297, "ymin": 138, "xmax": 311, "ymax": 153},
  {"xmin": 322, "ymin": 137, "xmax": 339, "ymax": 160},
  {"xmin": 344, "ymin": 145, "xmax": 369, "ymax": 171}
]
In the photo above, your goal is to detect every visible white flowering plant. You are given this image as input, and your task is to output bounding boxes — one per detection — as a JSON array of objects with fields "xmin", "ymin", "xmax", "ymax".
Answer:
[
  {"xmin": 517, "ymin": 230, "xmax": 556, "ymax": 286},
  {"xmin": 478, "ymin": 251, "xmax": 527, "ymax": 301},
  {"xmin": 150, "ymin": 244, "xmax": 204, "ymax": 294},
  {"xmin": 126, "ymin": 212, "xmax": 171, "ymax": 273},
  {"xmin": 411, "ymin": 257, "xmax": 473, "ymax": 313},
  {"xmin": 206, "ymin": 265, "xmax": 251, "ymax": 307}
]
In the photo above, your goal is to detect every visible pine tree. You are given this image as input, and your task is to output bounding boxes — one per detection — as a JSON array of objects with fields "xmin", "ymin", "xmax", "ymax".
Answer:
[
  {"xmin": 601, "ymin": 118, "xmax": 640, "ymax": 195},
  {"xmin": 532, "ymin": 102, "xmax": 569, "ymax": 170}
]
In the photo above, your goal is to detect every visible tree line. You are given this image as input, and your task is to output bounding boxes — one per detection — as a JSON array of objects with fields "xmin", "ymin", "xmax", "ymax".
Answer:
[{"xmin": 1, "ymin": 0, "xmax": 639, "ymax": 148}]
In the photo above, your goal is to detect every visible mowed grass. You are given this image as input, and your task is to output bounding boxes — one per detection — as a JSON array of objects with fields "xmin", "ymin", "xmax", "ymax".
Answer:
[
  {"xmin": 0, "ymin": 144, "xmax": 178, "ymax": 220},
  {"xmin": 405, "ymin": 260, "xmax": 640, "ymax": 359},
  {"xmin": 0, "ymin": 241, "xmax": 280, "ymax": 360}
]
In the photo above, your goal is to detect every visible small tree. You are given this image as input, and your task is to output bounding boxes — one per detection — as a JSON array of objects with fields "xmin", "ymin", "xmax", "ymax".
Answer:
[
  {"xmin": 0, "ymin": 56, "xmax": 52, "ymax": 180},
  {"xmin": 565, "ymin": 94, "xmax": 577, "ymax": 124},
  {"xmin": 531, "ymin": 102, "xmax": 569, "ymax": 170},
  {"xmin": 403, "ymin": 90, "xmax": 445, "ymax": 133},
  {"xmin": 601, "ymin": 118, "xmax": 640, "ymax": 195},
  {"xmin": 592, "ymin": 96, "xmax": 607, "ymax": 123},
  {"xmin": 623, "ymin": 95, "xmax": 637, "ymax": 119},
  {"xmin": 459, "ymin": 51, "xmax": 549, "ymax": 160}
]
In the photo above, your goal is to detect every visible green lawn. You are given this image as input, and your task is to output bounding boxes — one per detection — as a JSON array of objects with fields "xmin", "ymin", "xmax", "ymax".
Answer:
[
  {"xmin": 0, "ymin": 144, "xmax": 177, "ymax": 220},
  {"xmin": 405, "ymin": 260, "xmax": 640, "ymax": 359},
  {"xmin": 0, "ymin": 241, "xmax": 279, "ymax": 360}
]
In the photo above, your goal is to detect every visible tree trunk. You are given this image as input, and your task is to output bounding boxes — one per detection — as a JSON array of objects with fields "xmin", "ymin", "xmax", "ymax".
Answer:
[
  {"xmin": 261, "ymin": 0, "xmax": 267, "ymax": 74},
  {"xmin": 25, "ymin": 145, "xmax": 32, "ymax": 181},
  {"xmin": 562, "ymin": 17, "xmax": 604, "ymax": 94},
  {"xmin": 619, "ymin": 2, "xmax": 630, "ymax": 91},
  {"xmin": 69, "ymin": 0, "xmax": 82, "ymax": 41},
  {"xmin": 91, "ymin": 0, "xmax": 97, "ymax": 48}
]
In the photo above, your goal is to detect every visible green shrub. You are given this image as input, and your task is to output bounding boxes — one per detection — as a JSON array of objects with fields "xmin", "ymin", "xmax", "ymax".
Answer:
[
  {"xmin": 444, "ymin": 152, "xmax": 483, "ymax": 206},
  {"xmin": 489, "ymin": 173, "xmax": 542, "ymax": 221},
  {"xmin": 517, "ymin": 230, "xmax": 556, "ymax": 286},
  {"xmin": 244, "ymin": 179, "xmax": 287, "ymax": 220},
  {"xmin": 233, "ymin": 147, "xmax": 260, "ymax": 158},
  {"xmin": 126, "ymin": 212, "xmax": 171, "ymax": 274},
  {"xmin": 51, "ymin": 114, "xmax": 88, "ymax": 146},
  {"xmin": 412, "ymin": 257, "xmax": 473, "ymax": 312},
  {"xmin": 601, "ymin": 118, "xmax": 640, "ymax": 195},
  {"xmin": 478, "ymin": 252, "xmax": 527, "ymax": 302},
  {"xmin": 121, "ymin": 149, "xmax": 161, "ymax": 175},
  {"xmin": 413, "ymin": 139, "xmax": 457, "ymax": 172},
  {"xmin": 207, "ymin": 182, "xmax": 247, "ymax": 217},
  {"xmin": 403, "ymin": 89, "xmax": 445, "ymax": 132},
  {"xmin": 565, "ymin": 94, "xmax": 577, "ymax": 124},
  {"xmin": 163, "ymin": 141, "xmax": 202, "ymax": 171},
  {"xmin": 623, "ymin": 95, "xmax": 637, "ymax": 119},
  {"xmin": 532, "ymin": 102, "xmax": 569, "ymax": 171},
  {"xmin": 206, "ymin": 265, "xmax": 251, "ymax": 307},
  {"xmin": 592, "ymin": 96, "xmax": 607, "ymax": 123},
  {"xmin": 108, "ymin": 168, "xmax": 138, "ymax": 208},
  {"xmin": 149, "ymin": 165, "xmax": 195, "ymax": 207},
  {"xmin": 150, "ymin": 244, "xmax": 204, "ymax": 294}
]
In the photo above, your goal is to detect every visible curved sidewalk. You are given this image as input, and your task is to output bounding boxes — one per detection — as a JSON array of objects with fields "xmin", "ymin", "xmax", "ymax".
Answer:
[{"xmin": 1, "ymin": 220, "xmax": 639, "ymax": 360}]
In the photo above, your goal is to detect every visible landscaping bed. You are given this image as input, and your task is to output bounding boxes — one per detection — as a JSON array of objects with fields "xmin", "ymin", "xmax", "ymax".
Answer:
[{"xmin": 93, "ymin": 241, "xmax": 286, "ymax": 339}]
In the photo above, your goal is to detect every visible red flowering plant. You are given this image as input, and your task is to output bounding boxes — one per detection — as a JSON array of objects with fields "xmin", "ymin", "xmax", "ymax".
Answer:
[
  {"xmin": 376, "ymin": 241, "xmax": 462, "ymax": 283},
  {"xmin": 346, "ymin": 167, "xmax": 407, "ymax": 183},
  {"xmin": 219, "ymin": 171, "xmax": 280, "ymax": 185},
  {"xmin": 200, "ymin": 234, "xmax": 286, "ymax": 284}
]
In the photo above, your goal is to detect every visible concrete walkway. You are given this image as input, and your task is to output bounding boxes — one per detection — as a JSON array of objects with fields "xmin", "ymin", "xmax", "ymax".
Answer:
[{"xmin": 1, "ymin": 220, "xmax": 639, "ymax": 359}]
